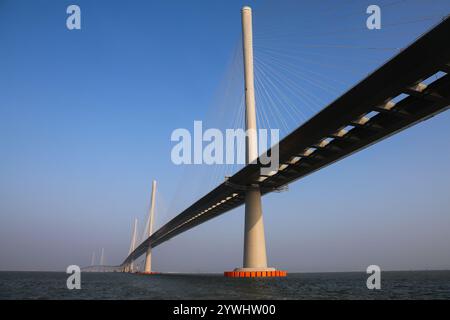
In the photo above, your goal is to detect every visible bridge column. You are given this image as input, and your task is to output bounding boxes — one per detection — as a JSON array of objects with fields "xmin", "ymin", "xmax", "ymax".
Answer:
[
  {"xmin": 143, "ymin": 180, "xmax": 157, "ymax": 274},
  {"xmin": 225, "ymin": 6, "xmax": 286, "ymax": 278},
  {"xmin": 243, "ymin": 185, "xmax": 268, "ymax": 268},
  {"xmin": 129, "ymin": 218, "xmax": 138, "ymax": 272}
]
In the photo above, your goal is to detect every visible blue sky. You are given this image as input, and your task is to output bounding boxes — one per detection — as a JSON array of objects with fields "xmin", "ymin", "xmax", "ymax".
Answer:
[{"xmin": 0, "ymin": 0, "xmax": 449, "ymax": 272}]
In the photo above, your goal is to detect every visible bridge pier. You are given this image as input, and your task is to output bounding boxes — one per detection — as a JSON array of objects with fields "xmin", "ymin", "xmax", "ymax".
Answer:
[
  {"xmin": 225, "ymin": 6, "xmax": 286, "ymax": 278},
  {"xmin": 242, "ymin": 186, "xmax": 270, "ymax": 269}
]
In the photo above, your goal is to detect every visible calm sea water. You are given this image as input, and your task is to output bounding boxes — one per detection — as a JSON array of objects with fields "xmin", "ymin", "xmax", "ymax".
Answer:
[{"xmin": 0, "ymin": 271, "xmax": 449, "ymax": 300}]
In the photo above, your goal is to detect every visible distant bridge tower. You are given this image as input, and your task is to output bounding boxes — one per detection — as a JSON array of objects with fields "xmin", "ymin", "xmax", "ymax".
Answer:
[
  {"xmin": 100, "ymin": 248, "xmax": 105, "ymax": 266},
  {"xmin": 91, "ymin": 251, "xmax": 96, "ymax": 266},
  {"xmin": 143, "ymin": 180, "xmax": 157, "ymax": 274},
  {"xmin": 126, "ymin": 218, "xmax": 138, "ymax": 272},
  {"xmin": 225, "ymin": 6, "xmax": 286, "ymax": 278}
]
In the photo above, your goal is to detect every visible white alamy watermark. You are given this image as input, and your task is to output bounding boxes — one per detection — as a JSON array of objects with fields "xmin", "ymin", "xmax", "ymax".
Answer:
[
  {"xmin": 366, "ymin": 265, "xmax": 381, "ymax": 290},
  {"xmin": 171, "ymin": 121, "xmax": 279, "ymax": 176},
  {"xmin": 66, "ymin": 265, "xmax": 81, "ymax": 290},
  {"xmin": 366, "ymin": 5, "xmax": 381, "ymax": 30},
  {"xmin": 66, "ymin": 5, "xmax": 81, "ymax": 30}
]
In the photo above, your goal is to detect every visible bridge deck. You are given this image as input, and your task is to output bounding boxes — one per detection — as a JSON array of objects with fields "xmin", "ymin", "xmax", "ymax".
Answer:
[{"xmin": 123, "ymin": 17, "xmax": 450, "ymax": 265}]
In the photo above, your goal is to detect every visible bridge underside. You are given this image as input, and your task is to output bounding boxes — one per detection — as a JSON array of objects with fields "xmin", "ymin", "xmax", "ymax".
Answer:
[{"xmin": 123, "ymin": 17, "xmax": 450, "ymax": 266}]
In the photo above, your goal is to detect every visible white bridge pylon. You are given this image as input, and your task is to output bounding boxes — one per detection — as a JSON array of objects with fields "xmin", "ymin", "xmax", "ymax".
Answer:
[
  {"xmin": 125, "ymin": 218, "xmax": 138, "ymax": 272},
  {"xmin": 224, "ymin": 6, "xmax": 286, "ymax": 278},
  {"xmin": 124, "ymin": 180, "xmax": 157, "ymax": 273},
  {"xmin": 144, "ymin": 180, "xmax": 157, "ymax": 274}
]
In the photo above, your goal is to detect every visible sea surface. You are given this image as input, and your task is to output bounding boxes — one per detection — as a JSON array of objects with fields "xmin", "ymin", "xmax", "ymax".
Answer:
[{"xmin": 0, "ymin": 271, "xmax": 449, "ymax": 300}]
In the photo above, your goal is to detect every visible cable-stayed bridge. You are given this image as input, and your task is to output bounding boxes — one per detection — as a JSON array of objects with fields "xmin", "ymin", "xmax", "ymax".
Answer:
[{"xmin": 117, "ymin": 9, "xmax": 450, "ymax": 277}]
